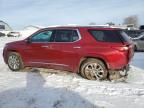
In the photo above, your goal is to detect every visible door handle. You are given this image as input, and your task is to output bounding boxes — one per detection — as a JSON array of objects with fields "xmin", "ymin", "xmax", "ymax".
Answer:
[
  {"xmin": 73, "ymin": 46, "xmax": 81, "ymax": 49},
  {"xmin": 41, "ymin": 46, "xmax": 49, "ymax": 48}
]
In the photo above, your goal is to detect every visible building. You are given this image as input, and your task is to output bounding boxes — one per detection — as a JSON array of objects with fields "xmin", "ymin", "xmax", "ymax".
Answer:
[
  {"xmin": 0, "ymin": 20, "xmax": 12, "ymax": 31},
  {"xmin": 19, "ymin": 25, "xmax": 43, "ymax": 38},
  {"xmin": 0, "ymin": 20, "xmax": 13, "ymax": 36}
]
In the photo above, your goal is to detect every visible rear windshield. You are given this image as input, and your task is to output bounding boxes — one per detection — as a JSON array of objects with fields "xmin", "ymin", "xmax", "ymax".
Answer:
[
  {"xmin": 119, "ymin": 30, "xmax": 132, "ymax": 43},
  {"xmin": 89, "ymin": 29, "xmax": 131, "ymax": 43}
]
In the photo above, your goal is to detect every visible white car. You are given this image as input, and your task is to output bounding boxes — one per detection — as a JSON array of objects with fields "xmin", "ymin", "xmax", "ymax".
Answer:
[
  {"xmin": 7, "ymin": 32, "xmax": 21, "ymax": 37},
  {"xmin": 0, "ymin": 31, "xmax": 6, "ymax": 37},
  {"xmin": 132, "ymin": 32, "xmax": 144, "ymax": 51}
]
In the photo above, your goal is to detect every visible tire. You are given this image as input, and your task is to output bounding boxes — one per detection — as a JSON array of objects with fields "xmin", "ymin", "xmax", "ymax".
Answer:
[
  {"xmin": 80, "ymin": 58, "xmax": 108, "ymax": 80},
  {"xmin": 7, "ymin": 52, "xmax": 24, "ymax": 71}
]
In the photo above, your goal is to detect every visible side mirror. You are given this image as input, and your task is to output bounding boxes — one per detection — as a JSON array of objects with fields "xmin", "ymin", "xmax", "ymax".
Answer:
[{"xmin": 25, "ymin": 37, "xmax": 31, "ymax": 44}]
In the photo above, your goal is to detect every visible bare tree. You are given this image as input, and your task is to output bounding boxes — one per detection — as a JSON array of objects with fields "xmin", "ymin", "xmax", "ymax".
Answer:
[
  {"xmin": 106, "ymin": 22, "xmax": 115, "ymax": 26},
  {"xmin": 123, "ymin": 15, "xmax": 139, "ymax": 28}
]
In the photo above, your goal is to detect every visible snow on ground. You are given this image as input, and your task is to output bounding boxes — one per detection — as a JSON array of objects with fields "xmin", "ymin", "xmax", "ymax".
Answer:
[
  {"xmin": 131, "ymin": 52, "xmax": 144, "ymax": 69},
  {"xmin": 0, "ymin": 37, "xmax": 144, "ymax": 108}
]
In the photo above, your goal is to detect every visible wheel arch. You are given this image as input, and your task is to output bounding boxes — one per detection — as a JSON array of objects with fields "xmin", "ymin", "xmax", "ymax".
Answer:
[
  {"xmin": 5, "ymin": 49, "xmax": 21, "ymax": 64},
  {"xmin": 77, "ymin": 56, "xmax": 109, "ymax": 73}
]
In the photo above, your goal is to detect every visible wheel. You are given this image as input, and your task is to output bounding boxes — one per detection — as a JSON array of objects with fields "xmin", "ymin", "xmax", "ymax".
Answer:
[
  {"xmin": 7, "ymin": 52, "xmax": 24, "ymax": 71},
  {"xmin": 80, "ymin": 58, "xmax": 108, "ymax": 80}
]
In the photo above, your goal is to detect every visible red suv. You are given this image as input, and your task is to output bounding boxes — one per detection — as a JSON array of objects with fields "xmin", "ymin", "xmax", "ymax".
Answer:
[{"xmin": 3, "ymin": 26, "xmax": 134, "ymax": 80}]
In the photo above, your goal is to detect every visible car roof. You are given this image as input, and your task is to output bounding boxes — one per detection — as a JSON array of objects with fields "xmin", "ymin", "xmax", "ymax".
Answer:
[{"xmin": 41, "ymin": 25, "xmax": 121, "ymax": 31}]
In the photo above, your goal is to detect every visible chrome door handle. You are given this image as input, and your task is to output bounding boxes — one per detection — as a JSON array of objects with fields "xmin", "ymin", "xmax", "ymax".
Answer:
[
  {"xmin": 73, "ymin": 46, "xmax": 81, "ymax": 49},
  {"xmin": 41, "ymin": 46, "xmax": 49, "ymax": 48}
]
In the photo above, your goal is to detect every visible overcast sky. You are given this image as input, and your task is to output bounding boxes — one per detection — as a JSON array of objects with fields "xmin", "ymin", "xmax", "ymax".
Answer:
[{"xmin": 0, "ymin": 0, "xmax": 144, "ymax": 29}]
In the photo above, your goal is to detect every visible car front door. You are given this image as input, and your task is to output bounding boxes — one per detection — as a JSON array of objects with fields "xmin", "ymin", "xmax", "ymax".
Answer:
[{"xmin": 23, "ymin": 30, "xmax": 55, "ymax": 67}]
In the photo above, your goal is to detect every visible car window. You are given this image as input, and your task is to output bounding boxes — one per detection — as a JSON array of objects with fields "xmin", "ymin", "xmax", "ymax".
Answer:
[
  {"xmin": 31, "ymin": 30, "xmax": 53, "ymax": 42},
  {"xmin": 89, "ymin": 30, "xmax": 122, "ymax": 43},
  {"xmin": 54, "ymin": 30, "xmax": 79, "ymax": 42},
  {"xmin": 119, "ymin": 31, "xmax": 132, "ymax": 43}
]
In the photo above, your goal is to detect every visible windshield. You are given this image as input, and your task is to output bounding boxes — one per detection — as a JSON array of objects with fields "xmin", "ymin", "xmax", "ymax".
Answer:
[{"xmin": 133, "ymin": 32, "xmax": 144, "ymax": 40}]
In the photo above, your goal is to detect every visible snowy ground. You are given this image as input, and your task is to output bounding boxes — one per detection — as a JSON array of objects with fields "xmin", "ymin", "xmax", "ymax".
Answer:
[
  {"xmin": 132, "ymin": 52, "xmax": 144, "ymax": 69},
  {"xmin": 0, "ymin": 37, "xmax": 144, "ymax": 108}
]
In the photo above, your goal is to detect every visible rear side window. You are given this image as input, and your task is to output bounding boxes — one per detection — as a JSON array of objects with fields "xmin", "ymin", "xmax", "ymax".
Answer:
[
  {"xmin": 89, "ymin": 30, "xmax": 131, "ymax": 43},
  {"xmin": 54, "ymin": 30, "xmax": 79, "ymax": 42}
]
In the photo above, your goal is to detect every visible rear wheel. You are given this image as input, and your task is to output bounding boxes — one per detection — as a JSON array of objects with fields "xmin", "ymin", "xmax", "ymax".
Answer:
[
  {"xmin": 80, "ymin": 58, "xmax": 108, "ymax": 80},
  {"xmin": 7, "ymin": 52, "xmax": 24, "ymax": 71}
]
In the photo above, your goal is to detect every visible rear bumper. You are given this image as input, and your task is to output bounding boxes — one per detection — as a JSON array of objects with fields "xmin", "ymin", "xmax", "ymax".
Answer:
[
  {"xmin": 109, "ymin": 63, "xmax": 130, "ymax": 71},
  {"xmin": 125, "ymin": 64, "xmax": 130, "ymax": 71},
  {"xmin": 120, "ymin": 64, "xmax": 130, "ymax": 76},
  {"xmin": 108, "ymin": 64, "xmax": 130, "ymax": 80},
  {"xmin": 107, "ymin": 44, "xmax": 134, "ymax": 71}
]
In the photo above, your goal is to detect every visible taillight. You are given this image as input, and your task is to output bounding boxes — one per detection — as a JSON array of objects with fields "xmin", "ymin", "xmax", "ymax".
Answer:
[
  {"xmin": 120, "ymin": 46, "xmax": 129, "ymax": 51},
  {"xmin": 111, "ymin": 46, "xmax": 129, "ymax": 52}
]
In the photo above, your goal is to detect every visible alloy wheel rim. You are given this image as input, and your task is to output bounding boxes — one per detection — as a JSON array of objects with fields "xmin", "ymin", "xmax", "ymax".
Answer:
[
  {"xmin": 85, "ymin": 63, "xmax": 105, "ymax": 80},
  {"xmin": 8, "ymin": 55, "xmax": 20, "ymax": 70}
]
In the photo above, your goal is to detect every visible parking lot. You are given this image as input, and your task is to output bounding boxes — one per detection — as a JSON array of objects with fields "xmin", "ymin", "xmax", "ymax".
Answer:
[
  {"xmin": 132, "ymin": 52, "xmax": 144, "ymax": 69},
  {"xmin": 0, "ymin": 37, "xmax": 144, "ymax": 108}
]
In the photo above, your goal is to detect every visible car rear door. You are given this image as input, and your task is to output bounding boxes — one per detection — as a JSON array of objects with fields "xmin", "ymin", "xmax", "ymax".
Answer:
[{"xmin": 47, "ymin": 29, "xmax": 81, "ymax": 71}]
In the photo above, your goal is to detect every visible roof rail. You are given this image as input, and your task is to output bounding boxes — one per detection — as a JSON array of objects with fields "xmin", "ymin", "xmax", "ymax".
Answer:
[{"xmin": 47, "ymin": 24, "xmax": 111, "ymax": 28}]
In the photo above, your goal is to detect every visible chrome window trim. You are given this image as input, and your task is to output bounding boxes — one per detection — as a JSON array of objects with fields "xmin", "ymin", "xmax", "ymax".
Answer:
[
  {"xmin": 53, "ymin": 29, "xmax": 81, "ymax": 43},
  {"xmin": 30, "ymin": 29, "xmax": 82, "ymax": 44}
]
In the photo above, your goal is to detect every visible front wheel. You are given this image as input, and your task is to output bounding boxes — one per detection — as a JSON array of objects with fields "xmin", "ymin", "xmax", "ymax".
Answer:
[
  {"xmin": 80, "ymin": 58, "xmax": 108, "ymax": 80},
  {"xmin": 7, "ymin": 52, "xmax": 24, "ymax": 71}
]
